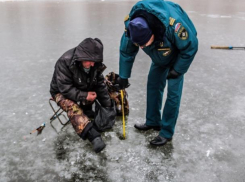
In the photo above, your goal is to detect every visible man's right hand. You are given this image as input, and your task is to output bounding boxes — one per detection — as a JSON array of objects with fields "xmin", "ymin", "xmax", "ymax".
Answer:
[
  {"xmin": 118, "ymin": 77, "xmax": 129, "ymax": 89},
  {"xmin": 86, "ymin": 92, "xmax": 97, "ymax": 101}
]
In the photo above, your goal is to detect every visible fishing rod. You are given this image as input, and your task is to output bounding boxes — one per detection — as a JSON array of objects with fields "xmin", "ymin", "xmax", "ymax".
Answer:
[
  {"xmin": 30, "ymin": 123, "xmax": 46, "ymax": 135},
  {"xmin": 211, "ymin": 46, "xmax": 245, "ymax": 50}
]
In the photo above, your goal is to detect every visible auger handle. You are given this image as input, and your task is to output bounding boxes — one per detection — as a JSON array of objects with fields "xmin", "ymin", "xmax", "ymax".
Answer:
[{"xmin": 211, "ymin": 46, "xmax": 233, "ymax": 49}]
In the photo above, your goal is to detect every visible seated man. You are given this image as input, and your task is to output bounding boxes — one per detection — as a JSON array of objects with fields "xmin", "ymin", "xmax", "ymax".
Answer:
[{"xmin": 50, "ymin": 38, "xmax": 111, "ymax": 153}]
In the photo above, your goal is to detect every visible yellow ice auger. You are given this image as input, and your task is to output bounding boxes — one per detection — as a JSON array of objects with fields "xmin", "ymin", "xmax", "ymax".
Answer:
[{"xmin": 120, "ymin": 90, "xmax": 126, "ymax": 139}]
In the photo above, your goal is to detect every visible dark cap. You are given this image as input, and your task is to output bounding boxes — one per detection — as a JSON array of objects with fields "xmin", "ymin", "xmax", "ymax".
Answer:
[{"xmin": 128, "ymin": 17, "xmax": 152, "ymax": 46}]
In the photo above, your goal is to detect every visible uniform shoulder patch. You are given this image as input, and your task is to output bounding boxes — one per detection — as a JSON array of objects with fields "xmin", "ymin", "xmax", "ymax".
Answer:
[
  {"xmin": 175, "ymin": 23, "xmax": 181, "ymax": 33},
  {"xmin": 169, "ymin": 17, "xmax": 175, "ymax": 26},
  {"xmin": 178, "ymin": 26, "xmax": 188, "ymax": 40},
  {"xmin": 124, "ymin": 15, "xmax": 129, "ymax": 22}
]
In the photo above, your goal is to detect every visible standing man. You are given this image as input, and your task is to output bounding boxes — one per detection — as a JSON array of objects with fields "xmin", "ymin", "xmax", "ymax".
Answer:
[
  {"xmin": 118, "ymin": 0, "xmax": 198, "ymax": 146},
  {"xmin": 50, "ymin": 38, "xmax": 111, "ymax": 153}
]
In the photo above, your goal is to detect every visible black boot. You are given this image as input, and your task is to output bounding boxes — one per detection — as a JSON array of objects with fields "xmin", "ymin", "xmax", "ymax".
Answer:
[
  {"xmin": 86, "ymin": 127, "xmax": 106, "ymax": 153},
  {"xmin": 134, "ymin": 123, "xmax": 161, "ymax": 131},
  {"xmin": 150, "ymin": 135, "xmax": 172, "ymax": 146}
]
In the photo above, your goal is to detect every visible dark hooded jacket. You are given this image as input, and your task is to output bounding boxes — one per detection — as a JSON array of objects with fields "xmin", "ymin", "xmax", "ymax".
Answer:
[{"xmin": 50, "ymin": 38, "xmax": 111, "ymax": 106}]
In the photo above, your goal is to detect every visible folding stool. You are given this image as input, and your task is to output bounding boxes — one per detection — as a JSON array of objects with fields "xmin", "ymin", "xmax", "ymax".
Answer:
[{"xmin": 49, "ymin": 98, "xmax": 70, "ymax": 126}]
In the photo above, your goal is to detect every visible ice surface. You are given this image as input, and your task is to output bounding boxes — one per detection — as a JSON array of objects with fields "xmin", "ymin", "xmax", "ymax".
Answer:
[{"xmin": 1, "ymin": 0, "xmax": 245, "ymax": 182}]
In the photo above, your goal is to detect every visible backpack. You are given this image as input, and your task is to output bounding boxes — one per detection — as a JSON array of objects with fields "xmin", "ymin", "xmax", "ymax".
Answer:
[
  {"xmin": 93, "ymin": 100, "xmax": 116, "ymax": 132},
  {"xmin": 105, "ymin": 72, "xmax": 129, "ymax": 116}
]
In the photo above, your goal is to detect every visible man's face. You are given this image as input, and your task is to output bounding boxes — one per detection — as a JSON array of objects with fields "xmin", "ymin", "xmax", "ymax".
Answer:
[
  {"xmin": 82, "ymin": 61, "xmax": 95, "ymax": 68},
  {"xmin": 140, "ymin": 34, "xmax": 155, "ymax": 49}
]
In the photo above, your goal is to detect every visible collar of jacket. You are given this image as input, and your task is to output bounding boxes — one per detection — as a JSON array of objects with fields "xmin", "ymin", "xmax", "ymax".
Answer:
[
  {"xmin": 69, "ymin": 60, "xmax": 107, "ymax": 75},
  {"xmin": 129, "ymin": 0, "xmax": 170, "ymax": 28}
]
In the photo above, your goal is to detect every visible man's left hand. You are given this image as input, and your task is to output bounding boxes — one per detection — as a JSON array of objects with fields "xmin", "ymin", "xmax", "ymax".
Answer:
[{"xmin": 167, "ymin": 69, "xmax": 179, "ymax": 79}]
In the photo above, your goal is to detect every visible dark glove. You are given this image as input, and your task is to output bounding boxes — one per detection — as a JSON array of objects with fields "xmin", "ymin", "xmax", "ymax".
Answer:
[
  {"xmin": 118, "ymin": 77, "xmax": 129, "ymax": 89},
  {"xmin": 167, "ymin": 69, "xmax": 179, "ymax": 79}
]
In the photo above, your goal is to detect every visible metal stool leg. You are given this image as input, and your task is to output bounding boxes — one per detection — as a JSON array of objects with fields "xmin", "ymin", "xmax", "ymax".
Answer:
[{"xmin": 49, "ymin": 98, "xmax": 70, "ymax": 126}]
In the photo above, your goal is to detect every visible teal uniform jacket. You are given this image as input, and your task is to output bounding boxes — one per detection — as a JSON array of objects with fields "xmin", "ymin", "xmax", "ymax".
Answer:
[{"xmin": 119, "ymin": 0, "xmax": 198, "ymax": 138}]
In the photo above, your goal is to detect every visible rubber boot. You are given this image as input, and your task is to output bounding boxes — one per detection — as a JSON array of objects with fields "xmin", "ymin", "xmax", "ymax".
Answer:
[{"xmin": 86, "ymin": 127, "xmax": 106, "ymax": 153}]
